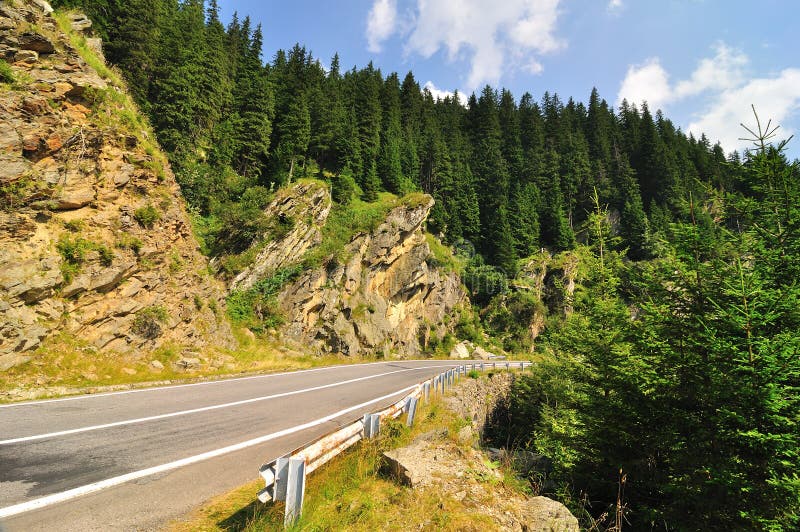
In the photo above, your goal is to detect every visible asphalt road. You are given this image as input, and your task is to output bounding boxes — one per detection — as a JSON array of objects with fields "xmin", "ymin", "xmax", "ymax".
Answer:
[{"xmin": 0, "ymin": 360, "xmax": 468, "ymax": 531}]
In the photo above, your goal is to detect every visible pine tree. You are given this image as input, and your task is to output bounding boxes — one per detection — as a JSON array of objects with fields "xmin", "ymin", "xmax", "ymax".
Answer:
[
  {"xmin": 231, "ymin": 22, "xmax": 273, "ymax": 178},
  {"xmin": 468, "ymin": 86, "xmax": 518, "ymax": 274},
  {"xmin": 378, "ymin": 73, "xmax": 406, "ymax": 193}
]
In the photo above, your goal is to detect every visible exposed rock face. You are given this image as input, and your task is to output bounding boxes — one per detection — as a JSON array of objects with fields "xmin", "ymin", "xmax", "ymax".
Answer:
[
  {"xmin": 270, "ymin": 190, "xmax": 465, "ymax": 357},
  {"xmin": 445, "ymin": 372, "xmax": 514, "ymax": 435},
  {"xmin": 0, "ymin": 2, "xmax": 233, "ymax": 359},
  {"xmin": 230, "ymin": 181, "xmax": 331, "ymax": 292},
  {"xmin": 381, "ymin": 374, "xmax": 579, "ymax": 531}
]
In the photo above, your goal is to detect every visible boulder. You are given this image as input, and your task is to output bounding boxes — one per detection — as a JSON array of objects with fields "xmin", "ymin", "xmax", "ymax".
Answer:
[
  {"xmin": 90, "ymin": 262, "xmax": 136, "ymax": 293},
  {"xmin": 51, "ymin": 187, "xmax": 95, "ymax": 210},
  {"xmin": 473, "ymin": 345, "xmax": 495, "ymax": 360},
  {"xmin": 13, "ymin": 49, "xmax": 37, "ymax": 62},
  {"xmin": 0, "ymin": 256, "xmax": 63, "ymax": 303},
  {"xmin": 449, "ymin": 341, "xmax": 471, "ymax": 359},
  {"xmin": 69, "ymin": 13, "xmax": 91, "ymax": 33},
  {"xmin": 32, "ymin": 1, "xmax": 54, "ymax": 15},
  {"xmin": 18, "ymin": 32, "xmax": 54, "ymax": 54},
  {"xmin": 176, "ymin": 357, "xmax": 200, "ymax": 370},
  {"xmin": 0, "ymin": 158, "xmax": 28, "ymax": 184},
  {"xmin": 519, "ymin": 497, "xmax": 580, "ymax": 532},
  {"xmin": 0, "ymin": 353, "xmax": 32, "ymax": 371}
]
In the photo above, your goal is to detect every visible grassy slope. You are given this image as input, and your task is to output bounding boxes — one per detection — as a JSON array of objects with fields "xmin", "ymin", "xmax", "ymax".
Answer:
[{"xmin": 171, "ymin": 380, "xmax": 530, "ymax": 531}]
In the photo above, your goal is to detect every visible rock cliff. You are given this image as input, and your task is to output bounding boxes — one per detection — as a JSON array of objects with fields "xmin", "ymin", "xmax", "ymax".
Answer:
[
  {"xmin": 235, "ymin": 182, "xmax": 467, "ymax": 357},
  {"xmin": 0, "ymin": 1, "xmax": 232, "ymax": 367},
  {"xmin": 229, "ymin": 181, "xmax": 331, "ymax": 292},
  {"xmin": 280, "ymin": 194, "xmax": 466, "ymax": 357}
]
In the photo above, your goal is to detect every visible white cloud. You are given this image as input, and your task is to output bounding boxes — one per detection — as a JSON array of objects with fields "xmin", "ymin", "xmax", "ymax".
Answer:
[
  {"xmin": 617, "ymin": 43, "xmax": 800, "ymax": 152},
  {"xmin": 423, "ymin": 81, "xmax": 468, "ymax": 105},
  {"xmin": 617, "ymin": 58, "xmax": 672, "ymax": 110},
  {"xmin": 688, "ymin": 69, "xmax": 800, "ymax": 152},
  {"xmin": 673, "ymin": 43, "xmax": 747, "ymax": 99},
  {"xmin": 396, "ymin": 0, "xmax": 564, "ymax": 90},
  {"xmin": 366, "ymin": 0, "xmax": 398, "ymax": 53},
  {"xmin": 617, "ymin": 43, "xmax": 746, "ymax": 110},
  {"xmin": 608, "ymin": 0, "xmax": 623, "ymax": 10}
]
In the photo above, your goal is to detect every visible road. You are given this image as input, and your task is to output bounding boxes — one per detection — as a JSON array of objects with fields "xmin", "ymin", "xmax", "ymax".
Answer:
[{"xmin": 0, "ymin": 360, "xmax": 468, "ymax": 531}]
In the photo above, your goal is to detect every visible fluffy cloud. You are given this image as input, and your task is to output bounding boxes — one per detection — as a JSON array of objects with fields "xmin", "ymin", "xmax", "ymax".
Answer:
[
  {"xmin": 688, "ymin": 69, "xmax": 800, "ymax": 151},
  {"xmin": 617, "ymin": 43, "xmax": 746, "ymax": 109},
  {"xmin": 366, "ymin": 0, "xmax": 398, "ymax": 53},
  {"xmin": 365, "ymin": 0, "xmax": 565, "ymax": 90},
  {"xmin": 617, "ymin": 43, "xmax": 800, "ymax": 152},
  {"xmin": 608, "ymin": 0, "xmax": 623, "ymax": 10},
  {"xmin": 673, "ymin": 44, "xmax": 747, "ymax": 99},
  {"xmin": 617, "ymin": 58, "xmax": 672, "ymax": 111},
  {"xmin": 423, "ymin": 81, "xmax": 468, "ymax": 105}
]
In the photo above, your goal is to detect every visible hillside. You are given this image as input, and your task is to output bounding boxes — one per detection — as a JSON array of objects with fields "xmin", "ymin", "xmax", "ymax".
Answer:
[{"xmin": 0, "ymin": 0, "xmax": 233, "ymax": 370}]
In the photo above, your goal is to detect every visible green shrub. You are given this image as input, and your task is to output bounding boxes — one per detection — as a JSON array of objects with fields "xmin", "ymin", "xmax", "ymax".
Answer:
[
  {"xmin": 468, "ymin": 370, "xmax": 480, "ymax": 379},
  {"xmin": 96, "ymin": 245, "xmax": 114, "ymax": 267},
  {"xmin": 64, "ymin": 219, "xmax": 84, "ymax": 233},
  {"xmin": 0, "ymin": 61, "xmax": 13, "ymax": 84},
  {"xmin": 463, "ymin": 263, "xmax": 509, "ymax": 306},
  {"xmin": 56, "ymin": 235, "xmax": 93, "ymax": 265},
  {"xmin": 132, "ymin": 306, "xmax": 168, "ymax": 339},
  {"xmin": 134, "ymin": 204, "xmax": 160, "ymax": 228},
  {"xmin": 226, "ymin": 266, "xmax": 301, "ymax": 333},
  {"xmin": 331, "ymin": 168, "xmax": 357, "ymax": 205},
  {"xmin": 116, "ymin": 233, "xmax": 143, "ymax": 255}
]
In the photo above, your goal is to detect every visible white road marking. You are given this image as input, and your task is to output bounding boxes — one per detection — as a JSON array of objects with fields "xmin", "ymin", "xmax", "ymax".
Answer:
[
  {"xmin": 0, "ymin": 360, "xmax": 446, "ymax": 409},
  {"xmin": 0, "ymin": 382, "xmax": 421, "ymax": 519},
  {"xmin": 0, "ymin": 365, "xmax": 458, "ymax": 445}
]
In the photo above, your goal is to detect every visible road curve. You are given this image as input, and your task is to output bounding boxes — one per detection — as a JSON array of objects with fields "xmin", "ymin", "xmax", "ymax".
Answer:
[{"xmin": 0, "ymin": 360, "xmax": 469, "ymax": 531}]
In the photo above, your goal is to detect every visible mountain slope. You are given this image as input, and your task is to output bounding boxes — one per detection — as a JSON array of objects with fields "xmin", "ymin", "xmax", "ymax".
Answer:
[{"xmin": 0, "ymin": 0, "xmax": 233, "ymax": 367}]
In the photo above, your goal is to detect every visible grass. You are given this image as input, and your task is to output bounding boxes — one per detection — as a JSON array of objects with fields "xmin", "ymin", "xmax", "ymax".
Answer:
[
  {"xmin": 56, "ymin": 234, "xmax": 114, "ymax": 283},
  {"xmin": 425, "ymin": 233, "xmax": 466, "ymax": 275},
  {"xmin": 0, "ymin": 60, "xmax": 14, "ymax": 84},
  {"xmin": 52, "ymin": 10, "xmax": 169, "ymax": 182},
  {"xmin": 134, "ymin": 204, "xmax": 161, "ymax": 228},
  {"xmin": 0, "ymin": 329, "xmax": 366, "ymax": 403},
  {"xmin": 171, "ymin": 379, "xmax": 532, "ymax": 532},
  {"xmin": 302, "ymin": 192, "xmax": 407, "ymax": 269},
  {"xmin": 226, "ymin": 266, "xmax": 303, "ymax": 333}
]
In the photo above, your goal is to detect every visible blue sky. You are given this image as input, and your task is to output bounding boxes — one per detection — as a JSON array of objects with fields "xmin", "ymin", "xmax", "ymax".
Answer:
[{"xmin": 217, "ymin": 0, "xmax": 800, "ymax": 158}]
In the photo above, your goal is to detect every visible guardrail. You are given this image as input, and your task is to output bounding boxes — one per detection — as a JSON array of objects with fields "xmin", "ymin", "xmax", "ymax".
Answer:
[{"xmin": 257, "ymin": 360, "xmax": 533, "ymax": 526}]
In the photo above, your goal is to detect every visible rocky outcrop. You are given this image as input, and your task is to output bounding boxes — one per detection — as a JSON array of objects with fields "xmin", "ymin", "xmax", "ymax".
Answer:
[
  {"xmin": 278, "ymin": 194, "xmax": 466, "ymax": 357},
  {"xmin": 381, "ymin": 374, "xmax": 579, "ymax": 531},
  {"xmin": 230, "ymin": 181, "xmax": 331, "ymax": 291},
  {"xmin": 0, "ymin": 1, "xmax": 233, "ymax": 360}
]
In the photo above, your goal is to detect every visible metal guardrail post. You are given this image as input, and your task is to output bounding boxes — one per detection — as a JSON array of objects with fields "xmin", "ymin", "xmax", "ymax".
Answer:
[
  {"xmin": 256, "ymin": 455, "xmax": 290, "ymax": 504},
  {"xmin": 405, "ymin": 396, "xmax": 418, "ymax": 427},
  {"xmin": 257, "ymin": 463, "xmax": 277, "ymax": 503},
  {"xmin": 363, "ymin": 413, "xmax": 380, "ymax": 439},
  {"xmin": 284, "ymin": 458, "xmax": 306, "ymax": 527}
]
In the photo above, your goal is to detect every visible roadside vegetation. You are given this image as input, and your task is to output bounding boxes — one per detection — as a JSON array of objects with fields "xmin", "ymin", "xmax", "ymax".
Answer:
[{"xmin": 171, "ymin": 389, "xmax": 527, "ymax": 532}]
